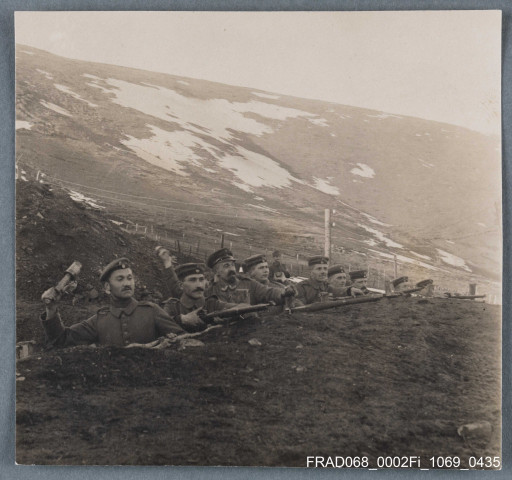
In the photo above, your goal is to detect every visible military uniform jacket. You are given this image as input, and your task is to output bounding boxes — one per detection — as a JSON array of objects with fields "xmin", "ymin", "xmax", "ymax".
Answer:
[
  {"xmin": 296, "ymin": 279, "xmax": 330, "ymax": 305},
  {"xmin": 40, "ymin": 298, "xmax": 184, "ymax": 347},
  {"xmin": 328, "ymin": 286, "xmax": 352, "ymax": 298},
  {"xmin": 163, "ymin": 294, "xmax": 236, "ymax": 331},
  {"xmin": 162, "ymin": 266, "xmax": 183, "ymax": 298},
  {"xmin": 205, "ymin": 274, "xmax": 285, "ymax": 305}
]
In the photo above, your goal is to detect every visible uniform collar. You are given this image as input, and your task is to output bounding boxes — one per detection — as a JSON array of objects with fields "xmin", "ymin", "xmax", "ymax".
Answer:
[
  {"xmin": 179, "ymin": 294, "xmax": 205, "ymax": 310},
  {"xmin": 110, "ymin": 297, "xmax": 138, "ymax": 317}
]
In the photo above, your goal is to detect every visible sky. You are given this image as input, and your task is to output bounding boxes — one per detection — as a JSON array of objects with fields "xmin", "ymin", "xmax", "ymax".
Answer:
[{"xmin": 15, "ymin": 10, "xmax": 502, "ymax": 135}]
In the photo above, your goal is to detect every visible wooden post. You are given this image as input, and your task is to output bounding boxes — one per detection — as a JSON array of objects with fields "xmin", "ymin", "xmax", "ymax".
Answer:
[
  {"xmin": 324, "ymin": 209, "xmax": 331, "ymax": 259},
  {"xmin": 177, "ymin": 240, "xmax": 181, "ymax": 253},
  {"xmin": 196, "ymin": 240, "xmax": 200, "ymax": 254},
  {"xmin": 230, "ymin": 241, "xmax": 233, "ymax": 249},
  {"xmin": 221, "ymin": 234, "xmax": 225, "ymax": 248},
  {"xmin": 394, "ymin": 254, "xmax": 398, "ymax": 278},
  {"xmin": 469, "ymin": 283, "xmax": 477, "ymax": 296},
  {"xmin": 135, "ymin": 224, "xmax": 138, "ymax": 232}
]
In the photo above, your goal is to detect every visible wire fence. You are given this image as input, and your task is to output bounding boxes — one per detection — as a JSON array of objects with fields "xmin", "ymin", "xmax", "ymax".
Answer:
[{"xmin": 16, "ymin": 163, "xmax": 502, "ymax": 304}]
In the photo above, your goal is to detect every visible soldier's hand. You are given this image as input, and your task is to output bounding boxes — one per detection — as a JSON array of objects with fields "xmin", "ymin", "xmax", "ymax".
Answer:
[
  {"xmin": 157, "ymin": 248, "xmax": 178, "ymax": 268},
  {"xmin": 41, "ymin": 287, "xmax": 61, "ymax": 305},
  {"xmin": 281, "ymin": 285, "xmax": 296, "ymax": 298},
  {"xmin": 180, "ymin": 308, "xmax": 206, "ymax": 329},
  {"xmin": 350, "ymin": 287, "xmax": 364, "ymax": 297}
]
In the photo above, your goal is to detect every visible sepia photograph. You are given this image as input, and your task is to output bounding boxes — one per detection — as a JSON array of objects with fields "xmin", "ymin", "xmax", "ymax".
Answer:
[{"xmin": 14, "ymin": 10, "xmax": 502, "ymax": 468}]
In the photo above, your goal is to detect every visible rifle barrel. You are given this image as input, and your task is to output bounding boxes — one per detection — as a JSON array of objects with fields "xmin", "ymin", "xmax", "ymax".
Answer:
[
  {"xmin": 204, "ymin": 303, "xmax": 270, "ymax": 319},
  {"xmin": 291, "ymin": 295, "xmax": 382, "ymax": 313}
]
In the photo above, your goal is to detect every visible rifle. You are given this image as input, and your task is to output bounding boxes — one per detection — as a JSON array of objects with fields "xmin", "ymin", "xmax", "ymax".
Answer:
[
  {"xmin": 290, "ymin": 295, "xmax": 383, "ymax": 313},
  {"xmin": 444, "ymin": 293, "xmax": 486, "ymax": 300},
  {"xmin": 199, "ymin": 303, "xmax": 271, "ymax": 323}
]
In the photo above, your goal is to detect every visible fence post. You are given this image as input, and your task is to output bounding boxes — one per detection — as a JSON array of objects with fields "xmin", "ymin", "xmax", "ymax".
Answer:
[{"xmin": 177, "ymin": 240, "xmax": 181, "ymax": 253}]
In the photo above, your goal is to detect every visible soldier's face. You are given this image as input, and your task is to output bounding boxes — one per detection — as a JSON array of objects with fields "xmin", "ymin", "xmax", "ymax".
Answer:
[
  {"xmin": 310, "ymin": 264, "xmax": 328, "ymax": 282},
  {"xmin": 182, "ymin": 274, "xmax": 206, "ymax": 300},
  {"xmin": 249, "ymin": 262, "xmax": 269, "ymax": 283},
  {"xmin": 329, "ymin": 272, "xmax": 347, "ymax": 288},
  {"xmin": 353, "ymin": 278, "xmax": 367, "ymax": 288},
  {"xmin": 106, "ymin": 268, "xmax": 135, "ymax": 300},
  {"xmin": 216, "ymin": 260, "xmax": 237, "ymax": 284}
]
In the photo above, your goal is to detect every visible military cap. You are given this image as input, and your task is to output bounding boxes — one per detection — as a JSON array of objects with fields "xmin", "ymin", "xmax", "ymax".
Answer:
[
  {"xmin": 349, "ymin": 270, "xmax": 367, "ymax": 280},
  {"xmin": 308, "ymin": 255, "xmax": 329, "ymax": 266},
  {"xmin": 155, "ymin": 245, "xmax": 167, "ymax": 256},
  {"xmin": 175, "ymin": 263, "xmax": 206, "ymax": 280},
  {"xmin": 206, "ymin": 248, "xmax": 236, "ymax": 269},
  {"xmin": 99, "ymin": 258, "xmax": 131, "ymax": 282},
  {"xmin": 243, "ymin": 254, "xmax": 267, "ymax": 272},
  {"xmin": 392, "ymin": 276, "xmax": 408, "ymax": 287},
  {"xmin": 328, "ymin": 265, "xmax": 346, "ymax": 277},
  {"xmin": 416, "ymin": 279, "xmax": 433, "ymax": 289}
]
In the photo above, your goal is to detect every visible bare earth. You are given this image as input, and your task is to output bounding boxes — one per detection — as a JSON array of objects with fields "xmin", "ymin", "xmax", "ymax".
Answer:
[{"xmin": 16, "ymin": 297, "xmax": 501, "ymax": 468}]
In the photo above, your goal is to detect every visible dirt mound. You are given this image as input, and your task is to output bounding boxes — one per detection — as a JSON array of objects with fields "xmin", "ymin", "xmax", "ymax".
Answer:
[
  {"xmin": 16, "ymin": 298, "xmax": 501, "ymax": 467},
  {"xmin": 16, "ymin": 178, "xmax": 196, "ymax": 304}
]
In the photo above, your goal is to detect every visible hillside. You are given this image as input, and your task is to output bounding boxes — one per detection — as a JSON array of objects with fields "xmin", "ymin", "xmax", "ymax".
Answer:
[{"xmin": 15, "ymin": 45, "xmax": 501, "ymax": 288}]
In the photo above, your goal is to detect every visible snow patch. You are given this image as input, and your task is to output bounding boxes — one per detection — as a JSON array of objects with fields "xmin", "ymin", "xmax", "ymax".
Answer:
[
  {"xmin": 330, "ymin": 133, "xmax": 336, "ymax": 137},
  {"xmin": 367, "ymin": 113, "xmax": 402, "ymax": 119},
  {"xmin": 123, "ymin": 124, "xmax": 302, "ymax": 193},
  {"xmin": 218, "ymin": 146, "xmax": 297, "ymax": 190},
  {"xmin": 351, "ymin": 163, "xmax": 375, "ymax": 178},
  {"xmin": 177, "ymin": 80, "xmax": 190, "ymax": 86},
  {"xmin": 246, "ymin": 204, "xmax": 280, "ymax": 214},
  {"xmin": 21, "ymin": 50, "xmax": 34, "ymax": 55},
  {"xmin": 364, "ymin": 239, "xmax": 377, "ymax": 246},
  {"xmin": 477, "ymin": 222, "xmax": 487, "ymax": 227},
  {"xmin": 102, "ymin": 79, "xmax": 320, "ymax": 140},
  {"xmin": 436, "ymin": 249, "xmax": 471, "ymax": 272},
  {"xmin": 83, "ymin": 73, "xmax": 101, "ymax": 80},
  {"xmin": 410, "ymin": 251, "xmax": 432, "ymax": 260},
  {"xmin": 16, "ymin": 121, "xmax": 33, "ymax": 130},
  {"xmin": 252, "ymin": 92, "xmax": 280, "ymax": 100},
  {"xmin": 309, "ymin": 117, "xmax": 329, "ymax": 127},
  {"xmin": 36, "ymin": 69, "xmax": 53, "ymax": 80},
  {"xmin": 361, "ymin": 213, "xmax": 391, "ymax": 227},
  {"xmin": 40, "ymin": 101, "xmax": 72, "ymax": 117},
  {"xmin": 359, "ymin": 224, "xmax": 403, "ymax": 248},
  {"xmin": 54, "ymin": 84, "xmax": 97, "ymax": 107},
  {"xmin": 121, "ymin": 125, "xmax": 205, "ymax": 176},
  {"xmin": 445, "ymin": 240, "xmax": 455, "ymax": 245},
  {"xmin": 311, "ymin": 177, "xmax": 339, "ymax": 195},
  {"xmin": 68, "ymin": 191, "xmax": 104, "ymax": 209}
]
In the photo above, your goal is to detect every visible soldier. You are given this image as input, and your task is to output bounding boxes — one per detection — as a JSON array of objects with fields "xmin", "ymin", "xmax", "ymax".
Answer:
[
  {"xmin": 163, "ymin": 263, "xmax": 250, "ymax": 332},
  {"xmin": 268, "ymin": 250, "xmax": 291, "ymax": 279},
  {"xmin": 243, "ymin": 254, "xmax": 283, "ymax": 288},
  {"xmin": 205, "ymin": 248, "xmax": 296, "ymax": 305},
  {"xmin": 391, "ymin": 276, "xmax": 410, "ymax": 293},
  {"xmin": 295, "ymin": 256, "xmax": 330, "ymax": 304},
  {"xmin": 243, "ymin": 254, "xmax": 302, "ymax": 312},
  {"xmin": 155, "ymin": 245, "xmax": 183, "ymax": 298},
  {"xmin": 328, "ymin": 265, "xmax": 366, "ymax": 297},
  {"xmin": 40, "ymin": 258, "xmax": 185, "ymax": 347},
  {"xmin": 348, "ymin": 270, "xmax": 370, "ymax": 295}
]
